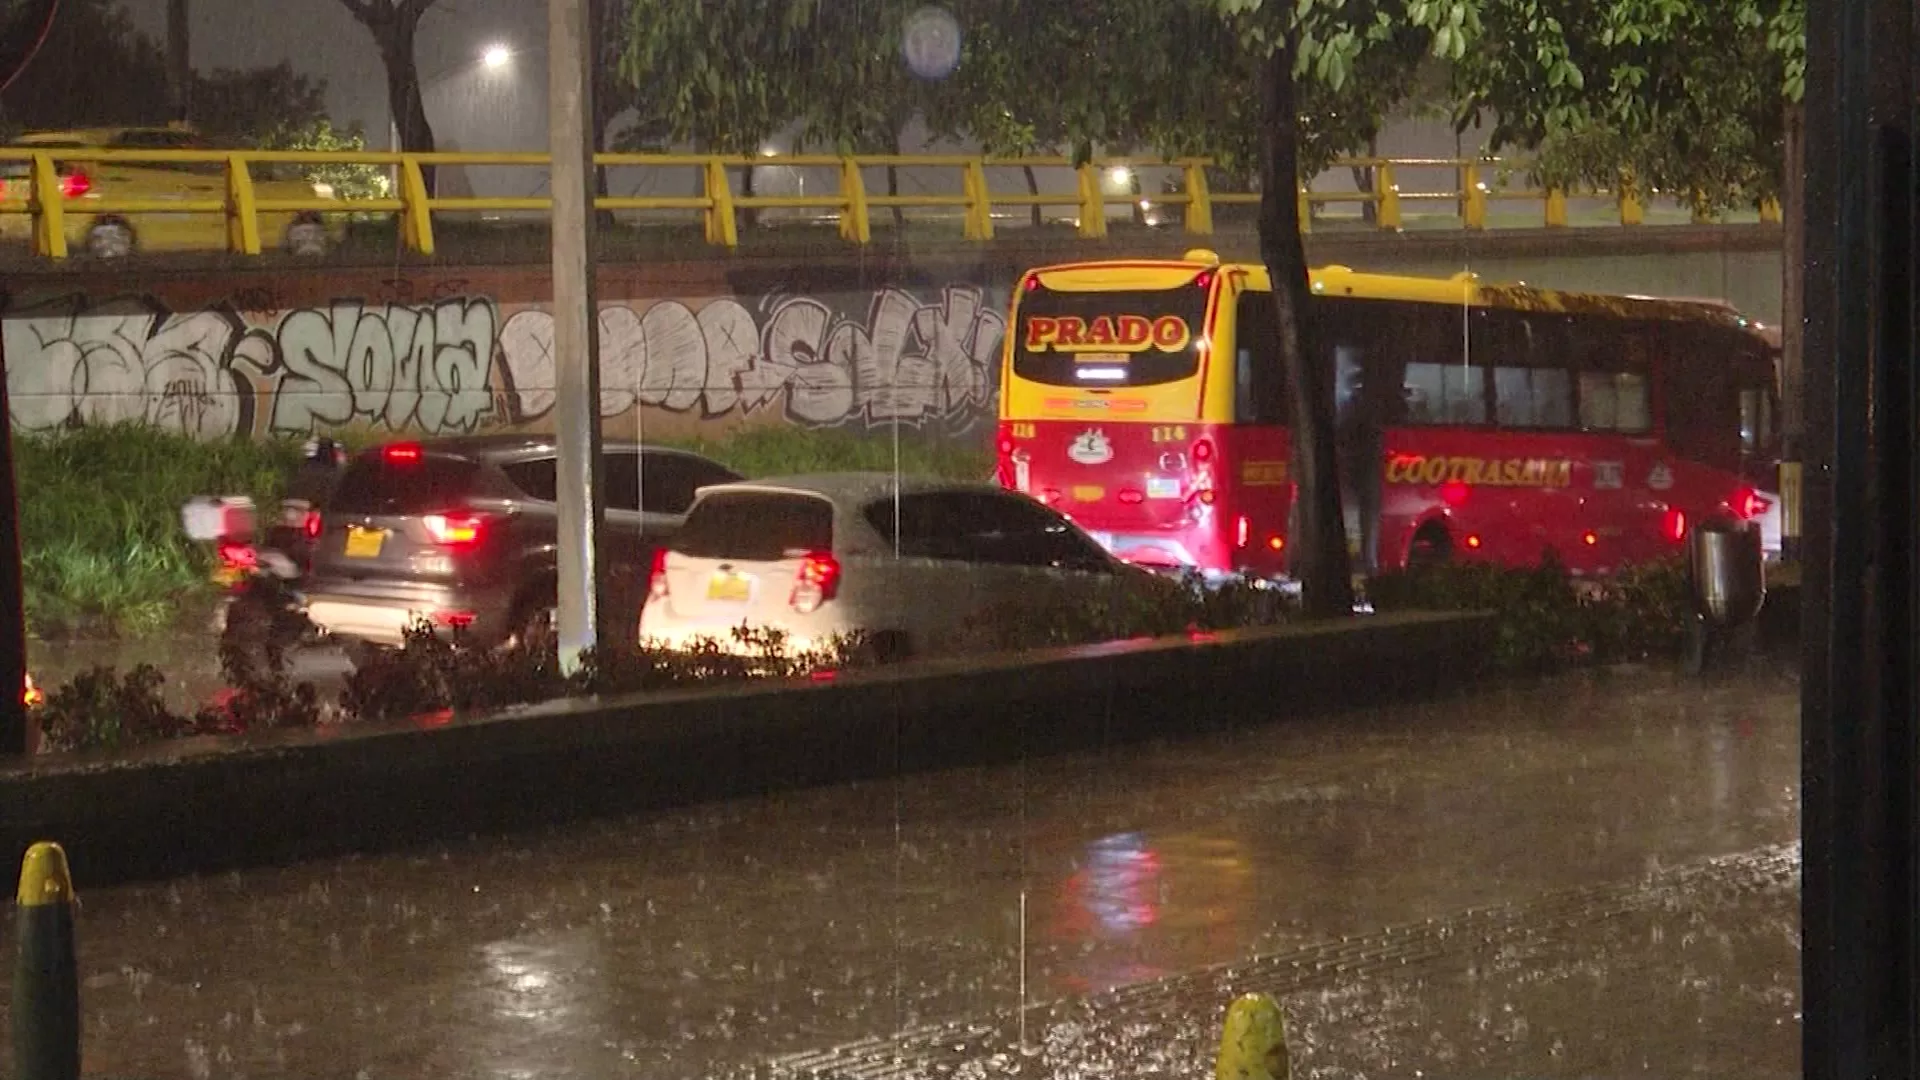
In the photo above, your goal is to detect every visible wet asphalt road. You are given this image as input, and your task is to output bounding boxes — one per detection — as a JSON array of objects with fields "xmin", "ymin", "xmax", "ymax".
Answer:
[{"xmin": 0, "ymin": 665, "xmax": 1800, "ymax": 1079}]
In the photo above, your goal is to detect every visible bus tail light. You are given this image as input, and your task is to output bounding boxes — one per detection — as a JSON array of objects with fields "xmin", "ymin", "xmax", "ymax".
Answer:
[
  {"xmin": 1118, "ymin": 488, "xmax": 1144, "ymax": 505},
  {"xmin": 1662, "ymin": 508, "xmax": 1688, "ymax": 543},
  {"xmin": 1193, "ymin": 269, "xmax": 1215, "ymax": 290},
  {"xmin": 1191, "ymin": 438, "xmax": 1215, "ymax": 464},
  {"xmin": 1023, "ymin": 273, "xmax": 1042, "ymax": 292},
  {"xmin": 59, "ymin": 171, "xmax": 91, "ymax": 199},
  {"xmin": 790, "ymin": 551, "xmax": 841, "ymax": 614},
  {"xmin": 1733, "ymin": 488, "xmax": 1771, "ymax": 520},
  {"xmin": 1236, "ymin": 515, "xmax": 1250, "ymax": 548}
]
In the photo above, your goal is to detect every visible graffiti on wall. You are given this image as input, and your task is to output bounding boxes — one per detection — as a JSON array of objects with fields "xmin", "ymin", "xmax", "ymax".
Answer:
[{"xmin": 2, "ymin": 285, "xmax": 1009, "ymax": 439}]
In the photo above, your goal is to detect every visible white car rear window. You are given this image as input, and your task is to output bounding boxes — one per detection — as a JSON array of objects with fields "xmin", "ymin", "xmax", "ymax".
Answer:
[{"xmin": 674, "ymin": 492, "xmax": 834, "ymax": 561}]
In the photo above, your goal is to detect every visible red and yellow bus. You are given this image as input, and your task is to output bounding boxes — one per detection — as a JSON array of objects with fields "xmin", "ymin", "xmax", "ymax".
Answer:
[{"xmin": 996, "ymin": 251, "xmax": 1782, "ymax": 579}]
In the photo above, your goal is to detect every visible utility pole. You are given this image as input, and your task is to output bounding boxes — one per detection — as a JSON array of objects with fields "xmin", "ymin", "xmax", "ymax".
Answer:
[
  {"xmin": 166, "ymin": 0, "xmax": 190, "ymax": 125},
  {"xmin": 1799, "ymin": 0, "xmax": 1920, "ymax": 1075},
  {"xmin": 549, "ymin": 0, "xmax": 605, "ymax": 673}
]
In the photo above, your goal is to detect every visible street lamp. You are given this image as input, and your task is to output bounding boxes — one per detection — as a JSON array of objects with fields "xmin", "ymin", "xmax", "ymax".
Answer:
[{"xmin": 391, "ymin": 42, "xmax": 518, "ymax": 152}]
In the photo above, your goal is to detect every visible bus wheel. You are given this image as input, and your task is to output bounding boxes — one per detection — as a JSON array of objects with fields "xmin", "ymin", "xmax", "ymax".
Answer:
[{"xmin": 1407, "ymin": 524, "xmax": 1452, "ymax": 569}]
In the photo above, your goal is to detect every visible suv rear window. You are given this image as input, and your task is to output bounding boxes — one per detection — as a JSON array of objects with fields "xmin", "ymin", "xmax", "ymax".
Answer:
[
  {"xmin": 328, "ymin": 456, "xmax": 484, "ymax": 515},
  {"xmin": 672, "ymin": 492, "xmax": 834, "ymax": 561}
]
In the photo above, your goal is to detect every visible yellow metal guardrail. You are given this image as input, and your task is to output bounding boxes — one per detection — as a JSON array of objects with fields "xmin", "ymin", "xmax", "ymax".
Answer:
[{"xmin": 0, "ymin": 147, "xmax": 1784, "ymax": 259}]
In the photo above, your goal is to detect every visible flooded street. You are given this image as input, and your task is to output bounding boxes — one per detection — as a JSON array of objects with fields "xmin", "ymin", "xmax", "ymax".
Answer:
[{"xmin": 0, "ymin": 666, "xmax": 1799, "ymax": 1079}]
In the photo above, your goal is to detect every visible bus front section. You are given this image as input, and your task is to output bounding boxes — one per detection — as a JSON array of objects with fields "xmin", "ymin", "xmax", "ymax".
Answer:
[{"xmin": 997, "ymin": 261, "xmax": 1289, "ymax": 581}]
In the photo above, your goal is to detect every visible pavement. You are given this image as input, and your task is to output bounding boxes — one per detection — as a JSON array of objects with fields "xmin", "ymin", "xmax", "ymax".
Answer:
[{"xmin": 0, "ymin": 664, "xmax": 1799, "ymax": 1079}]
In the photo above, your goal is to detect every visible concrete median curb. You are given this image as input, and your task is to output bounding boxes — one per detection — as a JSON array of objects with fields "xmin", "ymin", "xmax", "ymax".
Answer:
[{"xmin": 0, "ymin": 610, "xmax": 1494, "ymax": 887}]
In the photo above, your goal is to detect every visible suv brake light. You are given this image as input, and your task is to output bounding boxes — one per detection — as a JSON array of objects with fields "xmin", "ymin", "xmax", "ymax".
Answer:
[
  {"xmin": 789, "ymin": 550, "xmax": 841, "ymax": 614},
  {"xmin": 423, "ymin": 511, "xmax": 488, "ymax": 547},
  {"xmin": 648, "ymin": 548, "xmax": 671, "ymax": 602},
  {"xmin": 384, "ymin": 442, "xmax": 423, "ymax": 464}
]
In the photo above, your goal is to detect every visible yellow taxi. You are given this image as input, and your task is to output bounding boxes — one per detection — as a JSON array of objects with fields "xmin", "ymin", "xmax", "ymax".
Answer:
[{"xmin": 0, "ymin": 126, "xmax": 344, "ymax": 258}]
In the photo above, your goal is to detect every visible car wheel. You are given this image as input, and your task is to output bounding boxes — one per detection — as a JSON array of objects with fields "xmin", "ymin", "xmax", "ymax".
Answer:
[
  {"xmin": 503, "ymin": 602, "xmax": 558, "ymax": 656},
  {"xmin": 285, "ymin": 215, "xmax": 329, "ymax": 258},
  {"xmin": 85, "ymin": 219, "xmax": 135, "ymax": 259},
  {"xmin": 853, "ymin": 629, "xmax": 913, "ymax": 666},
  {"xmin": 344, "ymin": 641, "xmax": 393, "ymax": 672}
]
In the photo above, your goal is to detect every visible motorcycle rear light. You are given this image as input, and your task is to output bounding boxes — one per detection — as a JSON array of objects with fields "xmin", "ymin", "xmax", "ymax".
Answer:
[
  {"xmin": 383, "ymin": 442, "xmax": 423, "ymax": 464},
  {"xmin": 422, "ymin": 512, "xmax": 487, "ymax": 547},
  {"xmin": 303, "ymin": 511, "xmax": 322, "ymax": 541},
  {"xmin": 217, "ymin": 542, "xmax": 257, "ymax": 569},
  {"xmin": 59, "ymin": 171, "xmax": 90, "ymax": 199},
  {"xmin": 648, "ymin": 548, "xmax": 671, "ymax": 601},
  {"xmin": 790, "ymin": 550, "xmax": 841, "ymax": 614}
]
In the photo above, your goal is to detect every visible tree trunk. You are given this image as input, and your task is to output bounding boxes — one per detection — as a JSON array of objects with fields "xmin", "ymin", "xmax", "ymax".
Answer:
[
  {"xmin": 378, "ymin": 23, "xmax": 435, "ymax": 194},
  {"xmin": 1023, "ymin": 164, "xmax": 1042, "ymax": 228},
  {"xmin": 166, "ymin": 0, "xmax": 190, "ymax": 124},
  {"xmin": 1778, "ymin": 98, "xmax": 1805, "ymax": 562},
  {"xmin": 1258, "ymin": 34, "xmax": 1353, "ymax": 618},
  {"xmin": 740, "ymin": 162, "xmax": 758, "ymax": 229}
]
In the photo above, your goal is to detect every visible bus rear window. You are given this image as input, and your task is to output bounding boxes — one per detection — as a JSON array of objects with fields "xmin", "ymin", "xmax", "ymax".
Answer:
[{"xmin": 1013, "ymin": 286, "xmax": 1210, "ymax": 388}]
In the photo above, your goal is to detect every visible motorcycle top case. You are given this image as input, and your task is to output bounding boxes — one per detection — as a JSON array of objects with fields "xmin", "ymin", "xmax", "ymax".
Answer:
[{"xmin": 181, "ymin": 496, "xmax": 256, "ymax": 542}]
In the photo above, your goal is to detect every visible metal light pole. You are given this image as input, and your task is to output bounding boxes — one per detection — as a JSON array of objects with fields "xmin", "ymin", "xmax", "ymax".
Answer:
[{"xmin": 548, "ymin": 0, "xmax": 605, "ymax": 672}]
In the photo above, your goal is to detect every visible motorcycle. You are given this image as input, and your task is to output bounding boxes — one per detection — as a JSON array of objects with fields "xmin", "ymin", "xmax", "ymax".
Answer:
[{"xmin": 180, "ymin": 438, "xmax": 347, "ymax": 661}]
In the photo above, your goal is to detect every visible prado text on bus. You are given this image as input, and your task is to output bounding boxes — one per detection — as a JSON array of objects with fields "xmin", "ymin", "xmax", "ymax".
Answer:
[{"xmin": 994, "ymin": 251, "xmax": 1782, "ymax": 579}]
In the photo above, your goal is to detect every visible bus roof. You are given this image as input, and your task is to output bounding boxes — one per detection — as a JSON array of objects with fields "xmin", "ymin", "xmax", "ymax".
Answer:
[{"xmin": 1021, "ymin": 253, "xmax": 1768, "ymax": 337}]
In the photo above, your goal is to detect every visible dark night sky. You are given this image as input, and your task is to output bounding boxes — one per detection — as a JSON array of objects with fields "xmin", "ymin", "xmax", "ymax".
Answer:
[{"xmin": 116, "ymin": 0, "xmax": 550, "ymax": 159}]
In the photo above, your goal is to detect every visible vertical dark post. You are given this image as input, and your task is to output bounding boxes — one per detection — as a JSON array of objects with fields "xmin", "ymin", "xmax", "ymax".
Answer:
[
  {"xmin": 1800, "ymin": 0, "xmax": 1919, "ymax": 1075},
  {"xmin": 165, "ymin": 0, "xmax": 189, "ymax": 125},
  {"xmin": 12, "ymin": 842, "xmax": 79, "ymax": 1080},
  {"xmin": 0, "ymin": 308, "xmax": 25, "ymax": 758},
  {"xmin": 1780, "ymin": 102, "xmax": 1806, "ymax": 563}
]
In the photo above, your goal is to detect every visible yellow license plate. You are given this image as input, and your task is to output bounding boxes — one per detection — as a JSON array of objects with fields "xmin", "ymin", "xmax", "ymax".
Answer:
[
  {"xmin": 344, "ymin": 527, "xmax": 386, "ymax": 558},
  {"xmin": 706, "ymin": 573, "xmax": 751, "ymax": 602}
]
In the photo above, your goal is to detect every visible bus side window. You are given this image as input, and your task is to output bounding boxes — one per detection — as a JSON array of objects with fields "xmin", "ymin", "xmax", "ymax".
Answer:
[
  {"xmin": 1659, "ymin": 325, "xmax": 1743, "ymax": 472},
  {"xmin": 1401, "ymin": 302, "xmax": 1482, "ymax": 424},
  {"xmin": 1573, "ymin": 320, "xmax": 1653, "ymax": 434},
  {"xmin": 1739, "ymin": 385, "xmax": 1774, "ymax": 455},
  {"xmin": 1486, "ymin": 311, "xmax": 1576, "ymax": 429},
  {"xmin": 1233, "ymin": 290, "xmax": 1287, "ymax": 425}
]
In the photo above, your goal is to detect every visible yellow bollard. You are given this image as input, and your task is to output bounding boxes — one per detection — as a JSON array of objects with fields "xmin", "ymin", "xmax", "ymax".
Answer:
[
  {"xmin": 13, "ymin": 842, "xmax": 80, "ymax": 1080},
  {"xmin": 1216, "ymin": 992, "xmax": 1291, "ymax": 1080}
]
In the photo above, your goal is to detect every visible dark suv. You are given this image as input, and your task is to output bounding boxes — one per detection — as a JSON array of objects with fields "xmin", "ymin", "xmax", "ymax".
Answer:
[{"xmin": 301, "ymin": 435, "xmax": 742, "ymax": 658}]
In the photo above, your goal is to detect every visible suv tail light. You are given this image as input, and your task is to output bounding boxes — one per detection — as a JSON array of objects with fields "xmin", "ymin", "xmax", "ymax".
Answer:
[
  {"xmin": 422, "ymin": 511, "xmax": 488, "ymax": 548},
  {"xmin": 59, "ymin": 171, "xmax": 90, "ymax": 199},
  {"xmin": 648, "ymin": 548, "xmax": 671, "ymax": 602},
  {"xmin": 789, "ymin": 550, "xmax": 841, "ymax": 614},
  {"xmin": 384, "ymin": 442, "xmax": 423, "ymax": 464}
]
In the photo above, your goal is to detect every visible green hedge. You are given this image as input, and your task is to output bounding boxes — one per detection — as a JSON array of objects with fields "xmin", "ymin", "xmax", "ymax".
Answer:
[{"xmin": 16, "ymin": 426, "xmax": 302, "ymax": 637}]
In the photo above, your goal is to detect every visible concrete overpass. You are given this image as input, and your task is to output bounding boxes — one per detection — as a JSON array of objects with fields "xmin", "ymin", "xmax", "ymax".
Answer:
[{"xmin": 0, "ymin": 222, "xmax": 1781, "ymax": 444}]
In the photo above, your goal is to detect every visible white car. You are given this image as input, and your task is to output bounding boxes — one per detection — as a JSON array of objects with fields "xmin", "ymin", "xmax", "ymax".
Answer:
[{"xmin": 638, "ymin": 473, "xmax": 1162, "ymax": 659}]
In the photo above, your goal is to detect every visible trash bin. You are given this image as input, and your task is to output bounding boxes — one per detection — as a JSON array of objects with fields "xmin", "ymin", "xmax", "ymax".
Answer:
[{"xmin": 1686, "ymin": 516, "xmax": 1767, "ymax": 673}]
